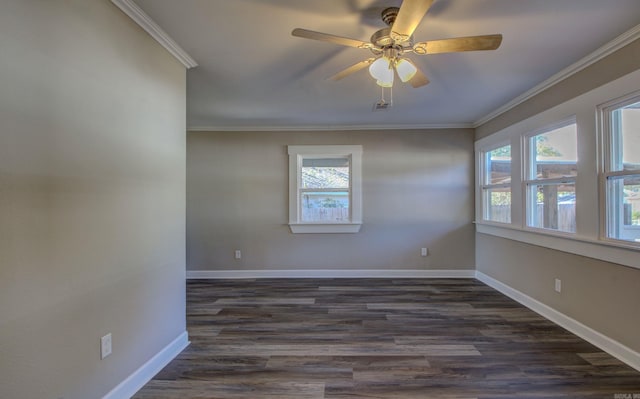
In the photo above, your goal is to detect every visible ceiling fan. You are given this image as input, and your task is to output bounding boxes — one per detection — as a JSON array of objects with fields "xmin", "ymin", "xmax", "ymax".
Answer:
[{"xmin": 292, "ymin": 0, "xmax": 502, "ymax": 88}]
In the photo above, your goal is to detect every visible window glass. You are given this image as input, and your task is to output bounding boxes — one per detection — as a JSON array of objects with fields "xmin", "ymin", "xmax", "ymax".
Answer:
[
  {"xmin": 301, "ymin": 191, "xmax": 349, "ymax": 222},
  {"xmin": 605, "ymin": 99, "xmax": 640, "ymax": 243},
  {"xmin": 526, "ymin": 122, "xmax": 577, "ymax": 233},
  {"xmin": 612, "ymin": 101, "xmax": 640, "ymax": 172},
  {"xmin": 481, "ymin": 144, "xmax": 511, "ymax": 224},
  {"xmin": 531, "ymin": 124, "xmax": 577, "ymax": 179},
  {"xmin": 288, "ymin": 145, "xmax": 362, "ymax": 233},
  {"xmin": 301, "ymin": 158, "xmax": 349, "ymax": 188},
  {"xmin": 528, "ymin": 182, "xmax": 576, "ymax": 232},
  {"xmin": 484, "ymin": 187, "xmax": 511, "ymax": 223},
  {"xmin": 486, "ymin": 145, "xmax": 511, "ymax": 185}
]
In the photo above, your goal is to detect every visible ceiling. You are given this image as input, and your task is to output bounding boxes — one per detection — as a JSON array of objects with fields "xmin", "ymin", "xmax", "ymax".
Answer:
[{"xmin": 131, "ymin": 0, "xmax": 640, "ymax": 130}]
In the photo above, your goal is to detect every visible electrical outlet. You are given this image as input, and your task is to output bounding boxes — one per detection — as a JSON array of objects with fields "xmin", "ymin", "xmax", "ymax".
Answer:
[
  {"xmin": 421, "ymin": 248, "xmax": 428, "ymax": 257},
  {"xmin": 101, "ymin": 333, "xmax": 112, "ymax": 359},
  {"xmin": 554, "ymin": 278, "xmax": 562, "ymax": 293},
  {"xmin": 234, "ymin": 250, "xmax": 241, "ymax": 259}
]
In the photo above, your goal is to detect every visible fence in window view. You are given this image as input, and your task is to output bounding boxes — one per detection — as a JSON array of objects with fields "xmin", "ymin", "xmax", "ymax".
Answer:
[
  {"xmin": 302, "ymin": 208, "xmax": 349, "ymax": 222},
  {"xmin": 490, "ymin": 204, "xmax": 576, "ymax": 231}
]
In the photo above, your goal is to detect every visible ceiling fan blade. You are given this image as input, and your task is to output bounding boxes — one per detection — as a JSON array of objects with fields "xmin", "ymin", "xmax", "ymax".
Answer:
[
  {"xmin": 292, "ymin": 28, "xmax": 372, "ymax": 49},
  {"xmin": 404, "ymin": 59, "xmax": 430, "ymax": 88},
  {"xmin": 391, "ymin": 0, "xmax": 434, "ymax": 42},
  {"xmin": 413, "ymin": 34, "xmax": 503, "ymax": 54},
  {"xmin": 329, "ymin": 58, "xmax": 376, "ymax": 81}
]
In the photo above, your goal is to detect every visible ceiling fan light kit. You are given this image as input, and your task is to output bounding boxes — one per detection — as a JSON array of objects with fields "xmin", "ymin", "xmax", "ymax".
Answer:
[
  {"xmin": 292, "ymin": 0, "xmax": 503, "ymax": 95},
  {"xmin": 369, "ymin": 57, "xmax": 394, "ymax": 87}
]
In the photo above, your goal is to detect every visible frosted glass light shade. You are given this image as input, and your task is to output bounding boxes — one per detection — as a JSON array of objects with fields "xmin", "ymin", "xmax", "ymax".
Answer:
[
  {"xmin": 396, "ymin": 58, "xmax": 417, "ymax": 82},
  {"xmin": 369, "ymin": 57, "xmax": 394, "ymax": 87}
]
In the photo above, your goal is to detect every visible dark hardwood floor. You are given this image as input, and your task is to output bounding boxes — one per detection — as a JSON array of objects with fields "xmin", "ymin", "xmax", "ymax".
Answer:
[{"xmin": 134, "ymin": 278, "xmax": 640, "ymax": 398}]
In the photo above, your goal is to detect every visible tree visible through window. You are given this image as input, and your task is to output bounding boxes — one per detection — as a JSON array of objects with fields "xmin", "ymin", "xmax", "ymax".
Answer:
[
  {"xmin": 301, "ymin": 158, "xmax": 350, "ymax": 222},
  {"xmin": 288, "ymin": 145, "xmax": 363, "ymax": 234},
  {"xmin": 526, "ymin": 122, "xmax": 577, "ymax": 233}
]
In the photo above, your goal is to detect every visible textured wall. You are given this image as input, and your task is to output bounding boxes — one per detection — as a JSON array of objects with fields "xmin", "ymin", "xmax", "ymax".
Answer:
[
  {"xmin": 0, "ymin": 1, "xmax": 186, "ymax": 397},
  {"xmin": 187, "ymin": 129, "xmax": 475, "ymax": 271}
]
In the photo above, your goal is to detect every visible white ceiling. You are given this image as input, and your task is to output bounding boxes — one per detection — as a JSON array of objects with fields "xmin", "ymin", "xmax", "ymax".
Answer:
[{"xmin": 131, "ymin": 0, "xmax": 640, "ymax": 130}]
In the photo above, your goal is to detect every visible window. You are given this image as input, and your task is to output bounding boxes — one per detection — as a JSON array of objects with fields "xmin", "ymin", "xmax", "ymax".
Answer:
[
  {"xmin": 601, "ymin": 94, "xmax": 640, "ymax": 244},
  {"xmin": 525, "ymin": 121, "xmax": 577, "ymax": 233},
  {"xmin": 288, "ymin": 145, "xmax": 362, "ymax": 233},
  {"xmin": 481, "ymin": 144, "xmax": 512, "ymax": 223}
]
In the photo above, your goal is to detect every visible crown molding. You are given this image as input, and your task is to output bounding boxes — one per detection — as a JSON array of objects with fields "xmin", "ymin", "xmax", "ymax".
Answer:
[
  {"xmin": 187, "ymin": 123, "xmax": 474, "ymax": 132},
  {"xmin": 474, "ymin": 23, "xmax": 640, "ymax": 128},
  {"xmin": 110, "ymin": 0, "xmax": 198, "ymax": 69}
]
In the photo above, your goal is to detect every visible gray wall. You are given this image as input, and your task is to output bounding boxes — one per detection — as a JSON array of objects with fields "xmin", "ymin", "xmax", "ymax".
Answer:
[
  {"xmin": 477, "ymin": 235, "xmax": 640, "ymax": 353},
  {"xmin": 187, "ymin": 129, "xmax": 475, "ymax": 271},
  {"xmin": 0, "ymin": 1, "xmax": 186, "ymax": 398},
  {"xmin": 476, "ymin": 38, "xmax": 640, "ymax": 140},
  {"xmin": 475, "ymin": 38, "xmax": 640, "ymax": 354}
]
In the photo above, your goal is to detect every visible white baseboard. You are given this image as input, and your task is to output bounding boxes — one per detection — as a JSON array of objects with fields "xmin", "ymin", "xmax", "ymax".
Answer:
[
  {"xmin": 103, "ymin": 331, "xmax": 190, "ymax": 399},
  {"xmin": 476, "ymin": 271, "xmax": 640, "ymax": 372},
  {"xmin": 187, "ymin": 269, "xmax": 476, "ymax": 279}
]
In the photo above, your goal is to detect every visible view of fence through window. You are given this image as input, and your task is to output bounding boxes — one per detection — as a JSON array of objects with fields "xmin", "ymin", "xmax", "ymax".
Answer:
[
  {"xmin": 484, "ymin": 145, "xmax": 511, "ymax": 223},
  {"xmin": 607, "ymin": 100, "xmax": 640, "ymax": 242},
  {"xmin": 301, "ymin": 157, "xmax": 350, "ymax": 222},
  {"xmin": 527, "ymin": 124, "xmax": 577, "ymax": 232}
]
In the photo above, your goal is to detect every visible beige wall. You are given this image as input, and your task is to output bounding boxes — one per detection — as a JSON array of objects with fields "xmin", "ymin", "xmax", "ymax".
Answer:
[
  {"xmin": 0, "ymin": 1, "xmax": 186, "ymax": 398},
  {"xmin": 477, "ymin": 234, "xmax": 640, "ymax": 352},
  {"xmin": 475, "ymin": 38, "xmax": 640, "ymax": 354},
  {"xmin": 187, "ymin": 129, "xmax": 475, "ymax": 271}
]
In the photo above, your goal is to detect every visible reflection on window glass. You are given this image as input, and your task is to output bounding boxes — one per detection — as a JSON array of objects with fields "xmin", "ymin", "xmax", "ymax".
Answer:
[
  {"xmin": 302, "ymin": 158, "xmax": 349, "ymax": 188},
  {"xmin": 606, "ymin": 100, "xmax": 640, "ymax": 243},
  {"xmin": 531, "ymin": 124, "xmax": 577, "ymax": 179},
  {"xmin": 487, "ymin": 145, "xmax": 511, "ymax": 185},
  {"xmin": 613, "ymin": 101, "xmax": 640, "ymax": 172},
  {"xmin": 301, "ymin": 192, "xmax": 349, "ymax": 222}
]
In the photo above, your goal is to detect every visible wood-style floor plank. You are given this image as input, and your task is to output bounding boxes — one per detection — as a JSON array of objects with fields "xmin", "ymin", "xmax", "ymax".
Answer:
[{"xmin": 134, "ymin": 278, "xmax": 640, "ymax": 398}]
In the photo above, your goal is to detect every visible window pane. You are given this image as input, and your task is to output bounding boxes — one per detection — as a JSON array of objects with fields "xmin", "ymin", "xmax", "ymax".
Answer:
[
  {"xmin": 302, "ymin": 158, "xmax": 349, "ymax": 188},
  {"xmin": 612, "ymin": 101, "xmax": 640, "ymax": 172},
  {"xmin": 531, "ymin": 124, "xmax": 577, "ymax": 179},
  {"xmin": 301, "ymin": 191, "xmax": 349, "ymax": 222},
  {"xmin": 483, "ymin": 187, "xmax": 511, "ymax": 223},
  {"xmin": 607, "ymin": 174, "xmax": 640, "ymax": 242},
  {"xmin": 486, "ymin": 145, "xmax": 511, "ymax": 185},
  {"xmin": 528, "ymin": 182, "xmax": 576, "ymax": 232}
]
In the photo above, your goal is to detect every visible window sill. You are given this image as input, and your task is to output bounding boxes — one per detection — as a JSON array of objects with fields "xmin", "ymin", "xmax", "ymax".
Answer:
[
  {"xmin": 289, "ymin": 223, "xmax": 362, "ymax": 234},
  {"xmin": 475, "ymin": 222, "xmax": 640, "ymax": 270}
]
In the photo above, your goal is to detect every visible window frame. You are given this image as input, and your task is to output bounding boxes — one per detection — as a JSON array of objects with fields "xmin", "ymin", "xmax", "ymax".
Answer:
[
  {"xmin": 523, "ymin": 118, "xmax": 578, "ymax": 234},
  {"xmin": 287, "ymin": 145, "xmax": 362, "ymax": 234},
  {"xmin": 479, "ymin": 142, "xmax": 512, "ymax": 225},
  {"xmin": 598, "ymin": 91, "xmax": 640, "ymax": 247}
]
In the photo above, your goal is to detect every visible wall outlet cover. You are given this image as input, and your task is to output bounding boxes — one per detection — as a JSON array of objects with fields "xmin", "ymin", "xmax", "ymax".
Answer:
[{"xmin": 101, "ymin": 333, "xmax": 112, "ymax": 359}]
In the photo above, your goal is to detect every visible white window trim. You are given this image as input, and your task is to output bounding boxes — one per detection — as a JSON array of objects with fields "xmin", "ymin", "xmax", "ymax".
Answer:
[
  {"xmin": 474, "ymin": 67, "xmax": 640, "ymax": 270},
  {"xmin": 288, "ymin": 145, "xmax": 362, "ymax": 234},
  {"xmin": 597, "ymin": 90, "xmax": 640, "ymax": 247},
  {"xmin": 522, "ymin": 118, "xmax": 577, "ymax": 234},
  {"xmin": 478, "ymin": 142, "xmax": 512, "ymax": 224}
]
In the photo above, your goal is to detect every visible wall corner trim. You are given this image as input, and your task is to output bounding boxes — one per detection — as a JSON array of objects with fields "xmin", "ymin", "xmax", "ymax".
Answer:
[
  {"xmin": 110, "ymin": 0, "xmax": 198, "ymax": 69},
  {"xmin": 187, "ymin": 269, "xmax": 476, "ymax": 279},
  {"xmin": 476, "ymin": 271, "xmax": 640, "ymax": 372},
  {"xmin": 102, "ymin": 331, "xmax": 190, "ymax": 399},
  {"xmin": 473, "ymin": 23, "xmax": 640, "ymax": 128}
]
